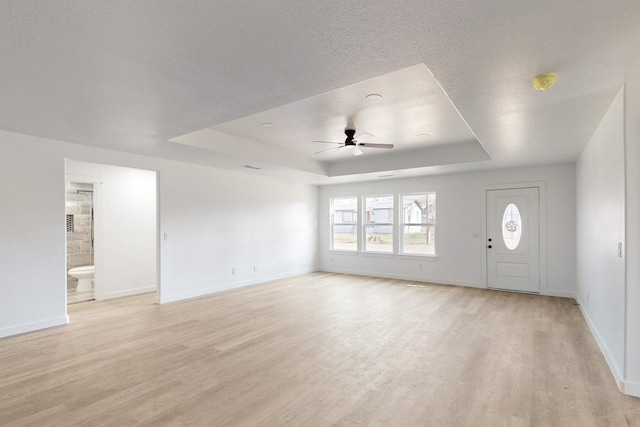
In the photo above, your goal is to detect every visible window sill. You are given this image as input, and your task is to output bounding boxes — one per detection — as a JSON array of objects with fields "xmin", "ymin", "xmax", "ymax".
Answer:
[
  {"xmin": 328, "ymin": 251, "xmax": 438, "ymax": 261},
  {"xmin": 361, "ymin": 252, "xmax": 395, "ymax": 259},
  {"xmin": 328, "ymin": 250, "xmax": 359, "ymax": 256},
  {"xmin": 398, "ymin": 254, "xmax": 438, "ymax": 262}
]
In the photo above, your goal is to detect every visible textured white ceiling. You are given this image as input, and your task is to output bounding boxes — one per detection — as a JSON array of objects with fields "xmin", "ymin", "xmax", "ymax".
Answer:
[
  {"xmin": 209, "ymin": 64, "xmax": 478, "ymax": 156},
  {"xmin": 1, "ymin": 1, "xmax": 639, "ymax": 183}
]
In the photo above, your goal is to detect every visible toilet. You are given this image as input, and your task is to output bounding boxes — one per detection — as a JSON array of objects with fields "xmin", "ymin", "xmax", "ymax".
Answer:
[{"xmin": 68, "ymin": 265, "xmax": 95, "ymax": 292}]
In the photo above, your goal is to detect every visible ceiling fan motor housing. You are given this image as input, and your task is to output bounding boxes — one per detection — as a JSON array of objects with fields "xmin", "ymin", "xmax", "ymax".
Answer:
[{"xmin": 344, "ymin": 129, "xmax": 356, "ymax": 146}]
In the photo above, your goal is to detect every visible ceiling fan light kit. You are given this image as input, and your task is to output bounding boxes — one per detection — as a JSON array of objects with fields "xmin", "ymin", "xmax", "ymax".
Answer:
[{"xmin": 312, "ymin": 129, "xmax": 394, "ymax": 156}]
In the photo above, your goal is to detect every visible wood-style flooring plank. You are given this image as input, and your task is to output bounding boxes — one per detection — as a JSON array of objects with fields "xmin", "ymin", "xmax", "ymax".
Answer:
[{"xmin": 0, "ymin": 272, "xmax": 638, "ymax": 426}]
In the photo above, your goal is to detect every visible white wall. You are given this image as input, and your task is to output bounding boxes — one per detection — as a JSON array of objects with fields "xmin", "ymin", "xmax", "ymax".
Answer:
[
  {"xmin": 0, "ymin": 136, "xmax": 68, "ymax": 337},
  {"xmin": 101, "ymin": 165, "xmax": 157, "ymax": 298},
  {"xmin": 66, "ymin": 160, "xmax": 158, "ymax": 299},
  {"xmin": 0, "ymin": 130, "xmax": 318, "ymax": 338},
  {"xmin": 159, "ymin": 160, "xmax": 318, "ymax": 303},
  {"xmin": 624, "ymin": 82, "xmax": 640, "ymax": 397},
  {"xmin": 318, "ymin": 164, "xmax": 576, "ymax": 297},
  {"xmin": 576, "ymin": 88, "xmax": 626, "ymax": 387}
]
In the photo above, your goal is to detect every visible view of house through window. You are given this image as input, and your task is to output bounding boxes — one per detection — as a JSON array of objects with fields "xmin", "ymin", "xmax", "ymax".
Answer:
[
  {"xmin": 401, "ymin": 193, "xmax": 436, "ymax": 255},
  {"xmin": 364, "ymin": 195, "xmax": 394, "ymax": 253},
  {"xmin": 330, "ymin": 197, "xmax": 358, "ymax": 251},
  {"xmin": 330, "ymin": 193, "xmax": 436, "ymax": 255}
]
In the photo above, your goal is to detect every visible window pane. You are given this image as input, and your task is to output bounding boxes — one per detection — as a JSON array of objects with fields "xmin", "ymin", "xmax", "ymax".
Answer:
[
  {"xmin": 364, "ymin": 195, "xmax": 393, "ymax": 253},
  {"xmin": 402, "ymin": 225, "xmax": 435, "ymax": 255},
  {"xmin": 502, "ymin": 203, "xmax": 522, "ymax": 250},
  {"xmin": 427, "ymin": 193, "xmax": 436, "ymax": 223},
  {"xmin": 364, "ymin": 225, "xmax": 393, "ymax": 252},
  {"xmin": 332, "ymin": 226, "xmax": 357, "ymax": 251},
  {"xmin": 331, "ymin": 197, "xmax": 357, "ymax": 251},
  {"xmin": 401, "ymin": 193, "xmax": 436, "ymax": 255},
  {"xmin": 402, "ymin": 194, "xmax": 427, "ymax": 224}
]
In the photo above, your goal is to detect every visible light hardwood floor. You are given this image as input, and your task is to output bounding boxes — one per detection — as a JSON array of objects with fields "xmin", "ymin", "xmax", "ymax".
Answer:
[{"xmin": 1, "ymin": 273, "xmax": 638, "ymax": 426}]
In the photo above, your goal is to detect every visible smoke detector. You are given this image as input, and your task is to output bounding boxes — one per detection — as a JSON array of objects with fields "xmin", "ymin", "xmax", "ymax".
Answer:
[{"xmin": 533, "ymin": 73, "xmax": 557, "ymax": 91}]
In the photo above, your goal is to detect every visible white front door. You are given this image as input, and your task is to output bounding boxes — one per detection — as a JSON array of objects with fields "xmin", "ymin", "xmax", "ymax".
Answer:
[{"xmin": 487, "ymin": 188, "xmax": 540, "ymax": 293}]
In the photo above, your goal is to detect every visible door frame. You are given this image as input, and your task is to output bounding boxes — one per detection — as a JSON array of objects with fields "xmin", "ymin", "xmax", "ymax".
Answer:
[
  {"xmin": 65, "ymin": 162, "xmax": 160, "ymax": 304},
  {"xmin": 481, "ymin": 182, "xmax": 547, "ymax": 294},
  {"xmin": 65, "ymin": 173, "xmax": 102, "ymax": 302}
]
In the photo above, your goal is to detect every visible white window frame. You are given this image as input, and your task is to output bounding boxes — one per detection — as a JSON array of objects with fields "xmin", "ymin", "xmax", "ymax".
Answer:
[
  {"xmin": 330, "ymin": 196, "xmax": 358, "ymax": 252},
  {"xmin": 399, "ymin": 192, "xmax": 436, "ymax": 256},
  {"xmin": 363, "ymin": 194, "xmax": 394, "ymax": 254}
]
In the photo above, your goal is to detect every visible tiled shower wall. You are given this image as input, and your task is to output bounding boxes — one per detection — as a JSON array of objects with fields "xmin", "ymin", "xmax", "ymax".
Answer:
[{"xmin": 66, "ymin": 182, "xmax": 94, "ymax": 290}]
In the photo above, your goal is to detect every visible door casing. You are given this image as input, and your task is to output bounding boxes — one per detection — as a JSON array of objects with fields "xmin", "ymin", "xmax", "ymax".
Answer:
[
  {"xmin": 481, "ymin": 182, "xmax": 547, "ymax": 293},
  {"xmin": 487, "ymin": 187, "xmax": 540, "ymax": 292}
]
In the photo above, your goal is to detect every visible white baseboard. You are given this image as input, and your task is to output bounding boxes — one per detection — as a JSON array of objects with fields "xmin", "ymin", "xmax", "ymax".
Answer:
[
  {"xmin": 319, "ymin": 266, "xmax": 484, "ymax": 289},
  {"xmin": 0, "ymin": 315, "xmax": 69, "ymax": 339},
  {"xmin": 622, "ymin": 380, "xmax": 640, "ymax": 398},
  {"xmin": 322, "ymin": 266, "xmax": 576, "ymax": 299},
  {"xmin": 542, "ymin": 289, "xmax": 576, "ymax": 298},
  {"xmin": 101, "ymin": 286, "xmax": 157, "ymax": 300},
  {"xmin": 576, "ymin": 298, "xmax": 627, "ymax": 394},
  {"xmin": 159, "ymin": 282, "xmax": 243, "ymax": 304},
  {"xmin": 159, "ymin": 268, "xmax": 318, "ymax": 304}
]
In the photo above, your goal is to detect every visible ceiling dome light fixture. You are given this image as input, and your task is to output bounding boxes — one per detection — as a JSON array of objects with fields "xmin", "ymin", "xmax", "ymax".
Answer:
[
  {"xmin": 365, "ymin": 93, "xmax": 382, "ymax": 102},
  {"xmin": 533, "ymin": 73, "xmax": 557, "ymax": 91},
  {"xmin": 260, "ymin": 122, "xmax": 273, "ymax": 128}
]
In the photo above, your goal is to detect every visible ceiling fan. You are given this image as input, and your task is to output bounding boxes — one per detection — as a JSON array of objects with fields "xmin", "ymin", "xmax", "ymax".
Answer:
[{"xmin": 313, "ymin": 129, "xmax": 394, "ymax": 156}]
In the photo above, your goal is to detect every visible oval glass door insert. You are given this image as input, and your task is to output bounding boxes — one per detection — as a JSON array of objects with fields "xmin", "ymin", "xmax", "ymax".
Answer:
[{"xmin": 502, "ymin": 203, "xmax": 522, "ymax": 250}]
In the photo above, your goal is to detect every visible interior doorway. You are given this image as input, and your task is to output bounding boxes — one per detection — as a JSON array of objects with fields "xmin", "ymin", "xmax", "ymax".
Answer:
[
  {"xmin": 65, "ymin": 159, "xmax": 158, "ymax": 304},
  {"xmin": 66, "ymin": 180, "xmax": 97, "ymax": 304},
  {"xmin": 486, "ymin": 187, "xmax": 540, "ymax": 293}
]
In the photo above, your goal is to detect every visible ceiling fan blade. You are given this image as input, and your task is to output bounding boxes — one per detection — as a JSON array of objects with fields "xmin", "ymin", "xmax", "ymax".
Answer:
[
  {"xmin": 358, "ymin": 143, "xmax": 394, "ymax": 149},
  {"xmin": 313, "ymin": 130, "xmax": 393, "ymax": 155},
  {"xmin": 354, "ymin": 132, "xmax": 374, "ymax": 142},
  {"xmin": 314, "ymin": 145, "xmax": 344, "ymax": 154}
]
